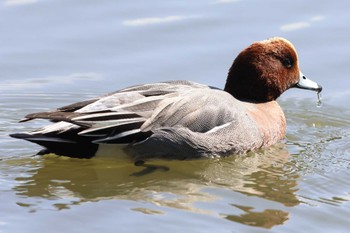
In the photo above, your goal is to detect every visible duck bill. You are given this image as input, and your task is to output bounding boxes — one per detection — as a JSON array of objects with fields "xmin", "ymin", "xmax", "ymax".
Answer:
[{"xmin": 295, "ymin": 72, "xmax": 322, "ymax": 92}]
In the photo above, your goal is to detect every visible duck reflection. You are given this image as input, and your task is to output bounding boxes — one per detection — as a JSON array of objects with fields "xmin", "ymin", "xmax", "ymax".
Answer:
[
  {"xmin": 224, "ymin": 205, "xmax": 289, "ymax": 229},
  {"xmin": 12, "ymin": 143, "xmax": 300, "ymax": 229}
]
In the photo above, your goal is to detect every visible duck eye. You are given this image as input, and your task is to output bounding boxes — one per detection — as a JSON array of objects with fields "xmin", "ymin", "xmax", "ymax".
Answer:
[{"xmin": 282, "ymin": 57, "xmax": 293, "ymax": 68}]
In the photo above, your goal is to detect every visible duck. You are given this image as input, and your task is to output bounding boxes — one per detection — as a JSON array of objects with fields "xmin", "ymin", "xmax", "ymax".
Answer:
[{"xmin": 10, "ymin": 37, "xmax": 322, "ymax": 161}]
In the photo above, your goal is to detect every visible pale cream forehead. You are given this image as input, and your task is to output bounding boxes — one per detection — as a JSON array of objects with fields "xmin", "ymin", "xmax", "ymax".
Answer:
[{"xmin": 261, "ymin": 37, "xmax": 297, "ymax": 50}]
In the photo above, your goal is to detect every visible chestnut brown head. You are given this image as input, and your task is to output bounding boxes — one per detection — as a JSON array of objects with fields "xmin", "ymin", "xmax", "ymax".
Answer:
[{"xmin": 224, "ymin": 37, "xmax": 321, "ymax": 102}]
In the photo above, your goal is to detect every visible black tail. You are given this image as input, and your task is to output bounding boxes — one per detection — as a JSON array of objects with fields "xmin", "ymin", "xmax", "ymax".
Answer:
[{"xmin": 10, "ymin": 132, "xmax": 98, "ymax": 158}]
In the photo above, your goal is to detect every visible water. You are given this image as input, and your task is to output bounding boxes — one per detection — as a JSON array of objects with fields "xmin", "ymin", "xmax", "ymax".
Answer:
[
  {"xmin": 317, "ymin": 92, "xmax": 322, "ymax": 107},
  {"xmin": 1, "ymin": 0, "xmax": 350, "ymax": 232}
]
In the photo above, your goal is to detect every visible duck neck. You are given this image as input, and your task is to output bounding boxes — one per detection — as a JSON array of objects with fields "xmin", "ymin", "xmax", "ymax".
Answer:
[
  {"xmin": 224, "ymin": 74, "xmax": 280, "ymax": 103},
  {"xmin": 224, "ymin": 57, "xmax": 283, "ymax": 102}
]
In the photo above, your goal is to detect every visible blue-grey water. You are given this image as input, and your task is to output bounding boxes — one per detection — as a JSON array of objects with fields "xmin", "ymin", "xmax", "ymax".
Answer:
[{"xmin": 1, "ymin": 0, "xmax": 350, "ymax": 232}]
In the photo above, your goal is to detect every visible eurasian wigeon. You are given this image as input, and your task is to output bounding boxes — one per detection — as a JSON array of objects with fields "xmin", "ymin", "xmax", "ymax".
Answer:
[{"xmin": 11, "ymin": 37, "xmax": 322, "ymax": 160}]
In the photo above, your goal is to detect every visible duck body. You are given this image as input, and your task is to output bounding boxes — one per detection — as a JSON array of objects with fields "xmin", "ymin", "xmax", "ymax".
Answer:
[{"xmin": 10, "ymin": 37, "xmax": 322, "ymax": 160}]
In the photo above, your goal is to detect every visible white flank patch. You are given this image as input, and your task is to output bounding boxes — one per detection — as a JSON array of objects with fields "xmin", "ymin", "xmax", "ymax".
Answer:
[{"xmin": 206, "ymin": 122, "xmax": 231, "ymax": 134}]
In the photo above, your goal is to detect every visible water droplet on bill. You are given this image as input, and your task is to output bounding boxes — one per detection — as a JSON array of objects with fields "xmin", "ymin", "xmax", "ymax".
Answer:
[{"xmin": 317, "ymin": 91, "xmax": 322, "ymax": 107}]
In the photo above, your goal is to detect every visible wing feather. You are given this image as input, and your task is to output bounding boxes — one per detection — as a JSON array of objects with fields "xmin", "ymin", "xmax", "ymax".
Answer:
[{"xmin": 14, "ymin": 81, "xmax": 233, "ymax": 151}]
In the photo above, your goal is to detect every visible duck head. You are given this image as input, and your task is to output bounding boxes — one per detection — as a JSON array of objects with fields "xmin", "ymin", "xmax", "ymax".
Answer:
[{"xmin": 224, "ymin": 37, "xmax": 322, "ymax": 102}]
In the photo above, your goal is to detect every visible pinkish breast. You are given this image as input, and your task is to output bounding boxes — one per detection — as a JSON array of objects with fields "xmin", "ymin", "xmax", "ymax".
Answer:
[{"xmin": 244, "ymin": 101, "xmax": 286, "ymax": 147}]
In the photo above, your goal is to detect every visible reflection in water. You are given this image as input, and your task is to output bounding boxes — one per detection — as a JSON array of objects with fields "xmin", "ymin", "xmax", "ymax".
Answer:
[
  {"xmin": 280, "ymin": 15, "xmax": 325, "ymax": 32},
  {"xmin": 10, "ymin": 144, "xmax": 301, "ymax": 229},
  {"xmin": 199, "ymin": 145, "xmax": 300, "ymax": 207},
  {"xmin": 6, "ymin": 100, "xmax": 350, "ymax": 229},
  {"xmin": 0, "ymin": 73, "xmax": 102, "ymax": 91},
  {"xmin": 224, "ymin": 205, "xmax": 289, "ymax": 229},
  {"xmin": 4, "ymin": 0, "xmax": 38, "ymax": 6},
  {"xmin": 122, "ymin": 15, "xmax": 198, "ymax": 27}
]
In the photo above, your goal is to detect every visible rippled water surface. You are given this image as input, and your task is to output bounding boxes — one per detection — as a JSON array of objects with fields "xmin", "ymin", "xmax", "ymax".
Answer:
[{"xmin": 1, "ymin": 1, "xmax": 350, "ymax": 232}]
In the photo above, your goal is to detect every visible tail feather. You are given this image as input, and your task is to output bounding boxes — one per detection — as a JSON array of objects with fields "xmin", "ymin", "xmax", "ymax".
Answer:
[{"xmin": 10, "ymin": 132, "xmax": 98, "ymax": 158}]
